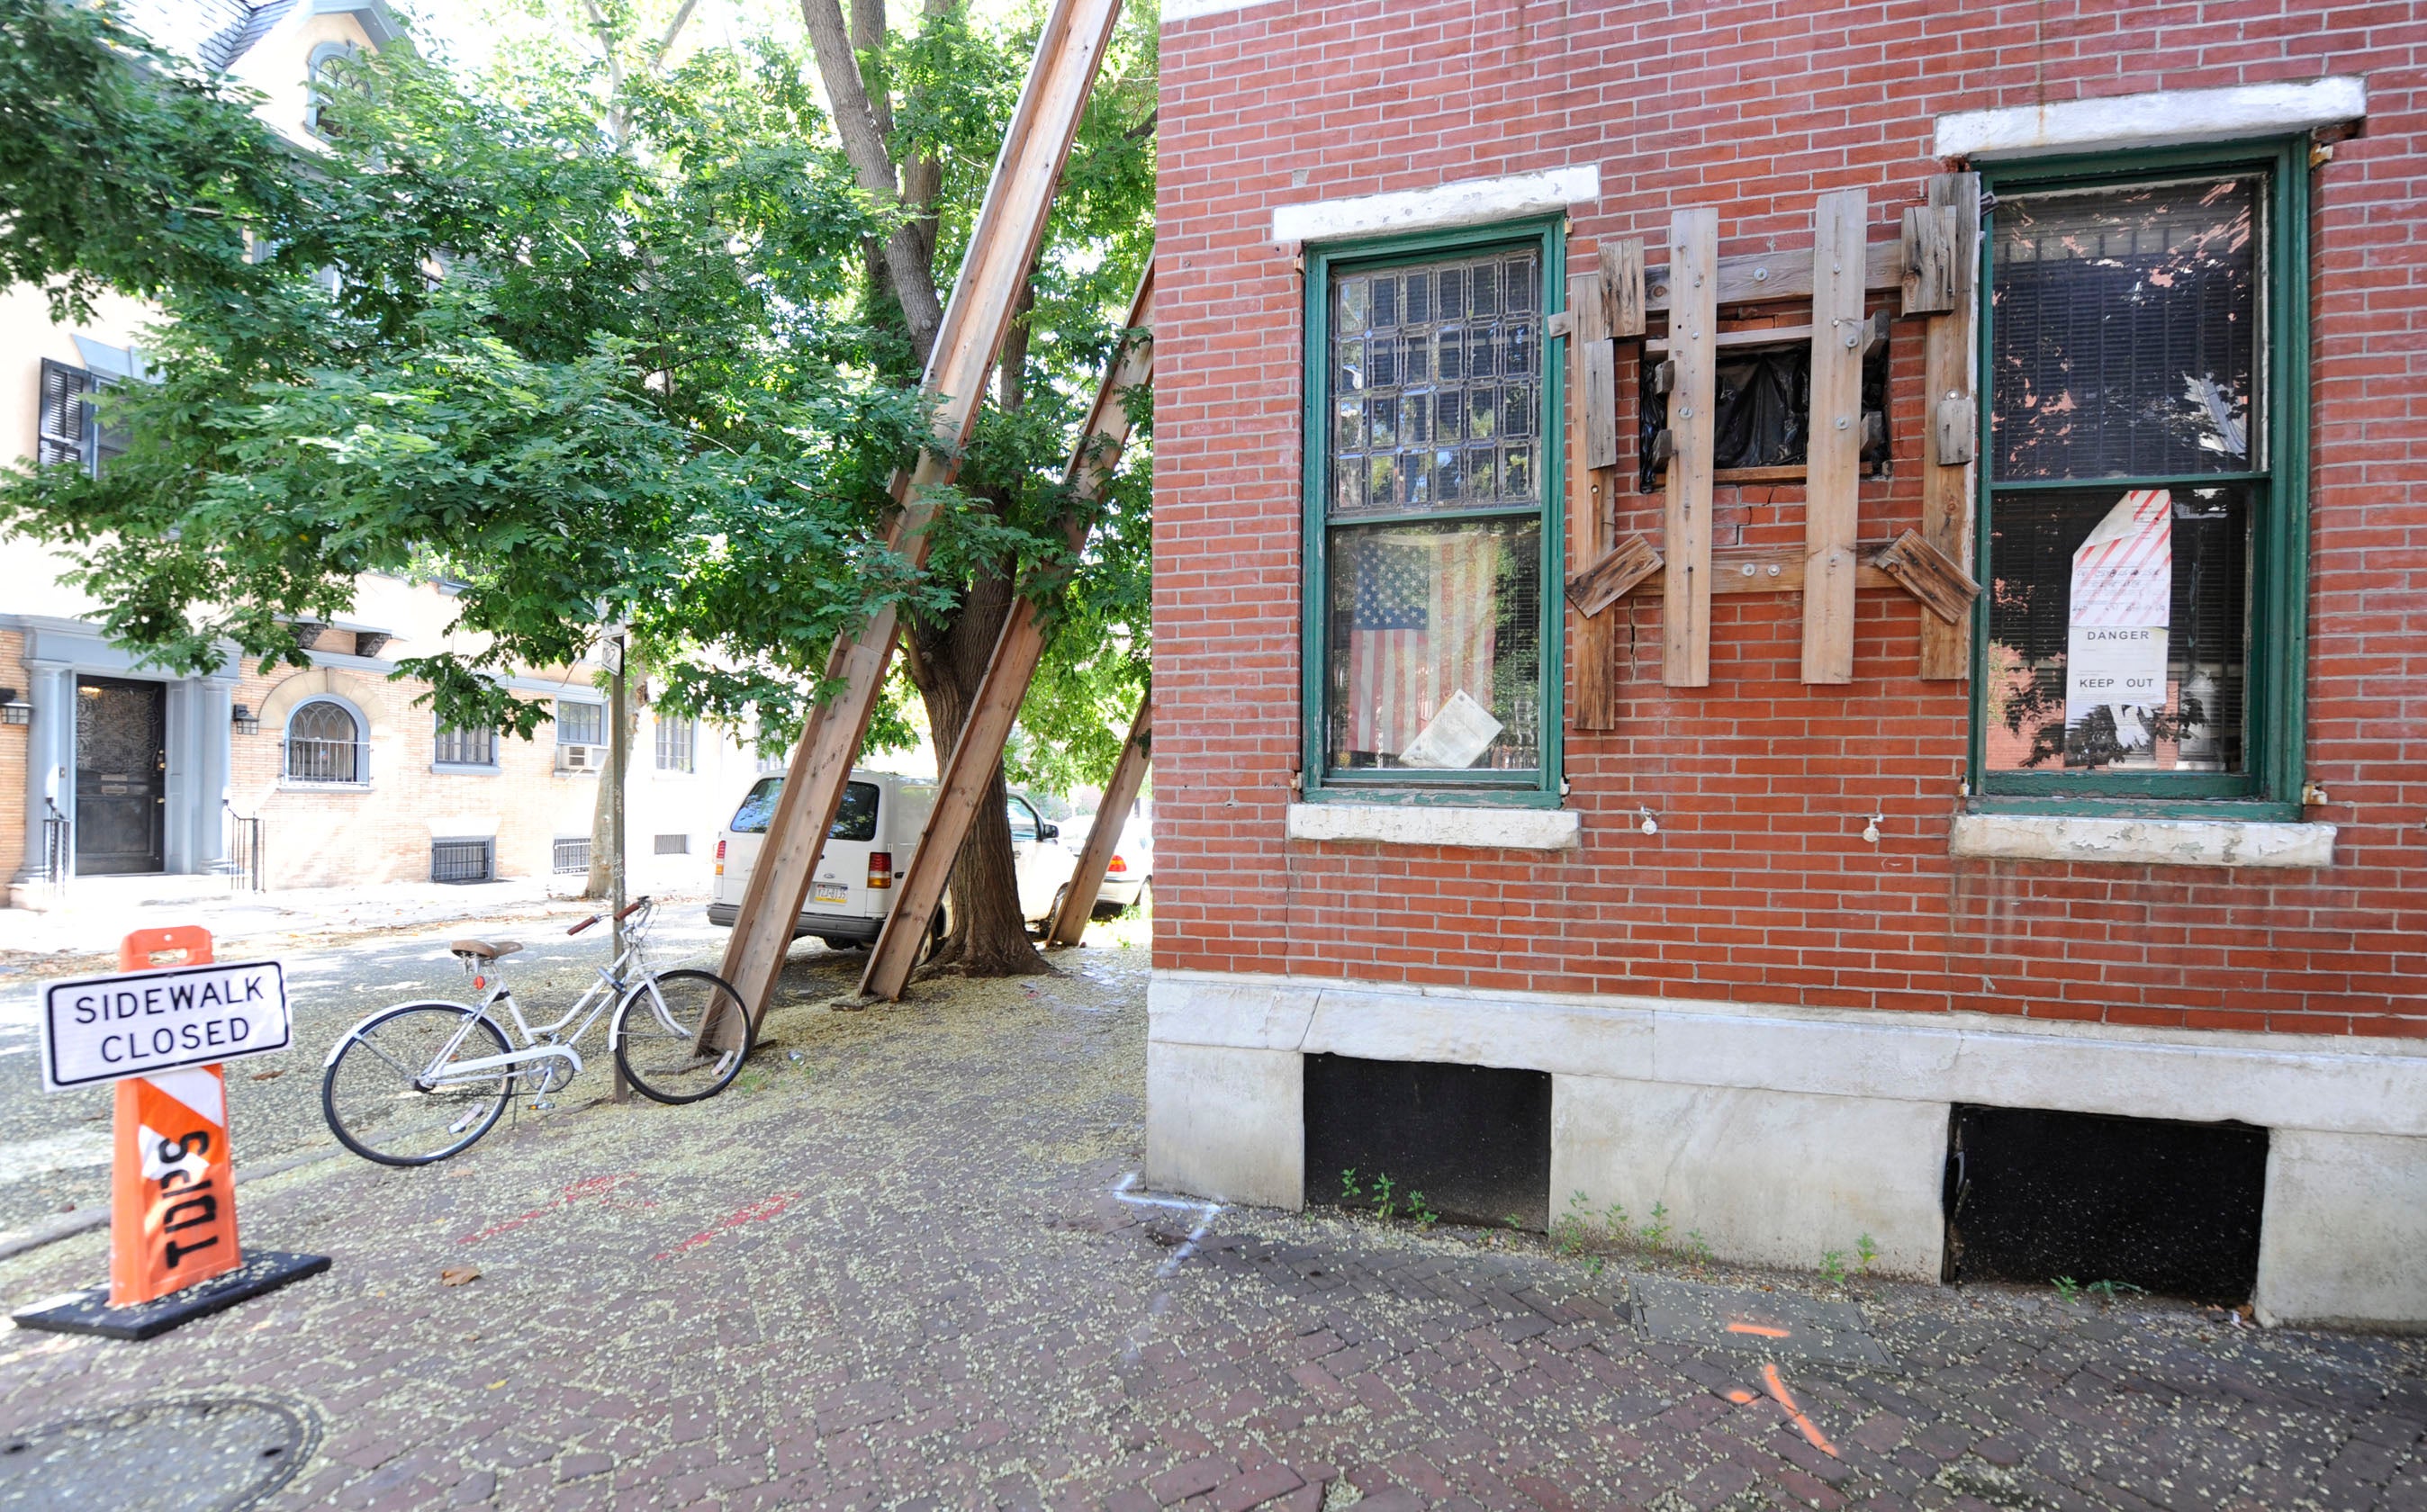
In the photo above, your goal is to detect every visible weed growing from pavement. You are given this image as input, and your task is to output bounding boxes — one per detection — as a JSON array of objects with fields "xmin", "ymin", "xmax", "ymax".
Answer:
[
  {"xmin": 1819, "ymin": 1250, "xmax": 1849, "ymax": 1287},
  {"xmin": 1858, "ymin": 1232, "xmax": 1880, "ymax": 1274},
  {"xmin": 2053, "ymin": 1275, "xmax": 2083, "ymax": 1304},
  {"xmin": 1339, "ymin": 1168, "xmax": 1437, "ymax": 1232}
]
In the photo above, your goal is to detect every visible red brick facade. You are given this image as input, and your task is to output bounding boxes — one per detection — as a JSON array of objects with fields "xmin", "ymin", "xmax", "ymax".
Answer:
[{"xmin": 1151, "ymin": 2, "xmax": 2426, "ymax": 1036}]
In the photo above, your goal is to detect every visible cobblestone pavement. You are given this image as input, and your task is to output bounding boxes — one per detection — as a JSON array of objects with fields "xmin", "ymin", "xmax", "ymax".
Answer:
[{"xmin": 2, "ymin": 944, "xmax": 2423, "ymax": 1511}]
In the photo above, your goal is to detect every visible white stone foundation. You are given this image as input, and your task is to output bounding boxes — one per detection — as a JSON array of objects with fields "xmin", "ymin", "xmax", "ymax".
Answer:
[{"xmin": 1148, "ymin": 968, "xmax": 2427, "ymax": 1328}]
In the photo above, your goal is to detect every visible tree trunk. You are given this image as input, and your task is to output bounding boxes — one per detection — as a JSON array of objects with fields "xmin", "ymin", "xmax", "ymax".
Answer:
[
  {"xmin": 583, "ymin": 679, "xmax": 642, "ymax": 898},
  {"xmin": 909, "ymin": 566, "xmax": 1047, "ymax": 976}
]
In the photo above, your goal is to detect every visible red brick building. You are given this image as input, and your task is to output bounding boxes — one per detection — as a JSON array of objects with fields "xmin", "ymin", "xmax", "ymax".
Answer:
[{"xmin": 1147, "ymin": 0, "xmax": 2426, "ymax": 1325}]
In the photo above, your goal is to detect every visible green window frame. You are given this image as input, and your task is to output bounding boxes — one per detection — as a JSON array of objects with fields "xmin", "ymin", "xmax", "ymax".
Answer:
[
  {"xmin": 1299, "ymin": 217, "xmax": 1566, "ymax": 808},
  {"xmin": 1969, "ymin": 138, "xmax": 2309, "ymax": 819}
]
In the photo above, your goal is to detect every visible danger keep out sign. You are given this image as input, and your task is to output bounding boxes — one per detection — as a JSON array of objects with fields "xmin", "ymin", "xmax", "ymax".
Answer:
[{"xmin": 41, "ymin": 959, "xmax": 290, "ymax": 1093}]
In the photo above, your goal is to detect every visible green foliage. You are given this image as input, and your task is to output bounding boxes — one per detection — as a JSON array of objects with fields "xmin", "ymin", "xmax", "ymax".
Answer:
[
  {"xmin": 1856, "ymin": 1232, "xmax": 1879, "ymax": 1274},
  {"xmin": 0, "ymin": 0, "xmax": 1155, "ymax": 776},
  {"xmin": 1818, "ymin": 1249, "xmax": 1848, "ymax": 1288},
  {"xmin": 2052, "ymin": 1275, "xmax": 2082, "ymax": 1304}
]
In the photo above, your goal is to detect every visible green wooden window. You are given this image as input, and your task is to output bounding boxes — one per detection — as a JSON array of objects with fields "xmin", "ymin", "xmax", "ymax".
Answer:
[
  {"xmin": 1971, "ymin": 140, "xmax": 2308, "ymax": 817},
  {"xmin": 1301, "ymin": 219, "xmax": 1565, "ymax": 807}
]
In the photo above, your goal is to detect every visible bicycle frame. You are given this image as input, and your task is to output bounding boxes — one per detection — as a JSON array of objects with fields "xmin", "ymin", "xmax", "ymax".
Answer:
[{"xmin": 412, "ymin": 935, "xmax": 649, "ymax": 1090}]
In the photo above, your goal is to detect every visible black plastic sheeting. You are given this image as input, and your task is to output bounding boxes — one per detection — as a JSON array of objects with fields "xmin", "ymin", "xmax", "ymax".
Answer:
[
  {"xmin": 1944, "ymin": 1104, "xmax": 2267, "ymax": 1304},
  {"xmin": 1637, "ymin": 334, "xmax": 1892, "ymax": 492},
  {"xmin": 1304, "ymin": 1055, "xmax": 1552, "ymax": 1231}
]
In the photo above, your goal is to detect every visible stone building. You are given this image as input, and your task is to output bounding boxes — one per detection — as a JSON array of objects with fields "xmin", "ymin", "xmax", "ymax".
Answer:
[{"xmin": 1148, "ymin": 0, "xmax": 2427, "ymax": 1325}]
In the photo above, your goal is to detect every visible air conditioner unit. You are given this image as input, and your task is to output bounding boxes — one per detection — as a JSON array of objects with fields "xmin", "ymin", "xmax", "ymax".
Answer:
[{"xmin": 557, "ymin": 743, "xmax": 604, "ymax": 772}]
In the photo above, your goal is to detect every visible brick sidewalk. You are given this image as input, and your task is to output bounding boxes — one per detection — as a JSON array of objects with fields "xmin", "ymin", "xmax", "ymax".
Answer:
[{"xmin": 1, "ymin": 946, "xmax": 2421, "ymax": 1510}]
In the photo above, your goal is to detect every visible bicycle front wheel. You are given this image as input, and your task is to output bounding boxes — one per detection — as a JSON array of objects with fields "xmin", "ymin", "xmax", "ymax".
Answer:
[
  {"xmin": 323, "ymin": 1003, "xmax": 515, "ymax": 1166},
  {"xmin": 612, "ymin": 969, "xmax": 754, "ymax": 1104}
]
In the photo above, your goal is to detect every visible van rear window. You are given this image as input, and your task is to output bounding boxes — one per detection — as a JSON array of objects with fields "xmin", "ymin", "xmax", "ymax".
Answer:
[{"xmin": 728, "ymin": 778, "xmax": 880, "ymax": 842}]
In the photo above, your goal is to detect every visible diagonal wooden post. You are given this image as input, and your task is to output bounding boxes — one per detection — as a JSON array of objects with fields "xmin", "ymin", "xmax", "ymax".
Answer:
[
  {"xmin": 1043, "ymin": 688, "xmax": 1149, "ymax": 949},
  {"xmin": 716, "ymin": 0, "xmax": 1125, "ymax": 1025},
  {"xmin": 861, "ymin": 264, "xmax": 1155, "ymax": 1000}
]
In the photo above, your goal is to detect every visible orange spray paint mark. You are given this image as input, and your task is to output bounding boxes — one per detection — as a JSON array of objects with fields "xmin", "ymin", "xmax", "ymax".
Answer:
[
  {"xmin": 1726, "ymin": 1321, "xmax": 1791, "ymax": 1338},
  {"xmin": 1723, "ymin": 1389, "xmax": 1757, "ymax": 1404},
  {"xmin": 1763, "ymin": 1362, "xmax": 1840, "ymax": 1457}
]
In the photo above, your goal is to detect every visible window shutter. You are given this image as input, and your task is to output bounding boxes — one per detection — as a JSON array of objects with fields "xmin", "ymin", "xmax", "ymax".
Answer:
[{"xmin": 37, "ymin": 360, "xmax": 91, "ymax": 471}]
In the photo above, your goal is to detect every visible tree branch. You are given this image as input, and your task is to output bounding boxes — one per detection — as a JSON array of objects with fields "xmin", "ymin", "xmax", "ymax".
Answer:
[
  {"xmin": 799, "ymin": 0, "xmax": 943, "ymax": 365},
  {"xmin": 650, "ymin": 0, "xmax": 701, "ymax": 70}
]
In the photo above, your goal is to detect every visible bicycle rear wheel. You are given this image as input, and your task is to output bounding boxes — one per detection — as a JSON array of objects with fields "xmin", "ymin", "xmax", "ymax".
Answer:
[
  {"xmin": 613, "ymin": 969, "xmax": 754, "ymax": 1104},
  {"xmin": 322, "ymin": 1003, "xmax": 515, "ymax": 1166}
]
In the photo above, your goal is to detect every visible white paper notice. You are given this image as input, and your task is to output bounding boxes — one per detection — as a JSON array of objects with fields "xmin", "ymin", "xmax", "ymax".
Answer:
[
  {"xmin": 2066, "ymin": 490, "xmax": 2172, "ymax": 744},
  {"xmin": 1397, "ymin": 689, "xmax": 1502, "ymax": 770}
]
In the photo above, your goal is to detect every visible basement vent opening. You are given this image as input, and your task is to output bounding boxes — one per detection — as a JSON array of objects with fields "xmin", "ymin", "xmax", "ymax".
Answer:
[
  {"xmin": 552, "ymin": 837, "xmax": 590, "ymax": 875},
  {"xmin": 1304, "ymin": 1055, "xmax": 1551, "ymax": 1231},
  {"xmin": 653, "ymin": 833, "xmax": 690, "ymax": 856},
  {"xmin": 1944, "ymin": 1103, "xmax": 2267, "ymax": 1305},
  {"xmin": 430, "ymin": 837, "xmax": 495, "ymax": 886}
]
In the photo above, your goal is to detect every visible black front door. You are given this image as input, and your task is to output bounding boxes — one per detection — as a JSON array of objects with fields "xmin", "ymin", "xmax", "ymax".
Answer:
[{"xmin": 76, "ymin": 676, "xmax": 166, "ymax": 876}]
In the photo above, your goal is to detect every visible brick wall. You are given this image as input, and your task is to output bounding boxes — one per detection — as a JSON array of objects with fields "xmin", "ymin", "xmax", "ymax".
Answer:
[{"xmin": 1153, "ymin": 0, "xmax": 2427, "ymax": 1034}]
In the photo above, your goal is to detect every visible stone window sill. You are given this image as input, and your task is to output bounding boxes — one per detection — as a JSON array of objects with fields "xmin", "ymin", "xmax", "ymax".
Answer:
[
  {"xmin": 278, "ymin": 781, "xmax": 374, "ymax": 794},
  {"xmin": 432, "ymin": 763, "xmax": 501, "ymax": 776},
  {"xmin": 1949, "ymin": 814, "xmax": 2334, "ymax": 869},
  {"xmin": 1286, "ymin": 802, "xmax": 1580, "ymax": 851}
]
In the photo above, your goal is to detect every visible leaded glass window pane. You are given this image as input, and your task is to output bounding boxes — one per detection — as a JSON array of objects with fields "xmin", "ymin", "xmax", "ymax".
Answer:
[{"xmin": 1328, "ymin": 248, "xmax": 1543, "ymax": 518}]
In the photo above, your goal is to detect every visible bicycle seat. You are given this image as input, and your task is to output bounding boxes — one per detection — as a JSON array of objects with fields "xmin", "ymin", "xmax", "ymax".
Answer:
[{"xmin": 449, "ymin": 939, "xmax": 523, "ymax": 960}]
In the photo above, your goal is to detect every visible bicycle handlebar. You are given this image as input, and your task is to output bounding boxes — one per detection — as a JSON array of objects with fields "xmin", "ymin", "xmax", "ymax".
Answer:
[{"xmin": 567, "ymin": 895, "xmax": 654, "ymax": 936}]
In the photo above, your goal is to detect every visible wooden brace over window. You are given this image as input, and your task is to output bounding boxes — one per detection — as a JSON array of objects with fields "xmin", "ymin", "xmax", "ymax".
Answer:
[{"xmin": 1564, "ymin": 173, "xmax": 1983, "ymax": 721}]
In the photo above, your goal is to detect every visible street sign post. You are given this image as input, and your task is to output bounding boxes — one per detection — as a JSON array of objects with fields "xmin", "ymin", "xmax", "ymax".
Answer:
[{"xmin": 12, "ymin": 926, "xmax": 329, "ymax": 1340}]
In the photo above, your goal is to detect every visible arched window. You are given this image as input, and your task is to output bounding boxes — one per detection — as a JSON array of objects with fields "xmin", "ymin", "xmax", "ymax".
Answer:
[
  {"xmin": 287, "ymin": 698, "xmax": 364, "ymax": 784},
  {"xmin": 304, "ymin": 42, "xmax": 355, "ymax": 139}
]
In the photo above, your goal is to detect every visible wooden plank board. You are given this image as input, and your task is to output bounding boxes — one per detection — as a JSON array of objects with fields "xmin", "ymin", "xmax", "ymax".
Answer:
[
  {"xmin": 1567, "ymin": 266, "xmax": 1616, "ymax": 730},
  {"xmin": 1565, "ymin": 532, "xmax": 1661, "ymax": 618},
  {"xmin": 1577, "ymin": 270, "xmax": 1617, "ymax": 472},
  {"xmin": 1800, "ymin": 188, "xmax": 1868, "ymax": 686},
  {"xmin": 860, "ymin": 264, "xmax": 1155, "ymax": 1001},
  {"xmin": 1604, "ymin": 238, "xmax": 1646, "ymax": 338},
  {"xmin": 1044, "ymin": 691, "xmax": 1150, "ymax": 948},
  {"xmin": 1641, "ymin": 323, "xmax": 1814, "ymax": 356},
  {"xmin": 1918, "ymin": 171, "xmax": 1981, "ymax": 681},
  {"xmin": 1662, "ymin": 208, "xmax": 1719, "ymax": 688},
  {"xmin": 717, "ymin": 0, "xmax": 1125, "ymax": 1025},
  {"xmin": 1872, "ymin": 527, "xmax": 1981, "ymax": 625},
  {"xmin": 1645, "ymin": 238, "xmax": 1900, "ymax": 311},
  {"xmin": 1628, "ymin": 543, "xmax": 1900, "ymax": 598},
  {"xmin": 1901, "ymin": 203, "xmax": 1961, "ymax": 315}
]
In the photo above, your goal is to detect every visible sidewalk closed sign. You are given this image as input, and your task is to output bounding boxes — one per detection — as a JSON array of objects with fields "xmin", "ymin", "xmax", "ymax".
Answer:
[{"xmin": 41, "ymin": 959, "xmax": 290, "ymax": 1093}]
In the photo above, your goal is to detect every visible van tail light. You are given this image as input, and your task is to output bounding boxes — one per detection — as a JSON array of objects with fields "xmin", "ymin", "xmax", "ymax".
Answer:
[
  {"xmin": 868, "ymin": 851, "xmax": 893, "ymax": 889},
  {"xmin": 1107, "ymin": 854, "xmax": 1128, "ymax": 875},
  {"xmin": 715, "ymin": 838, "xmax": 726, "ymax": 877}
]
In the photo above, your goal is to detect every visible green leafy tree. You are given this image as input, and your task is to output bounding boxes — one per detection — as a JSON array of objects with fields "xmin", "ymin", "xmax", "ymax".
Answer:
[{"xmin": 0, "ymin": 0, "xmax": 1154, "ymax": 973}]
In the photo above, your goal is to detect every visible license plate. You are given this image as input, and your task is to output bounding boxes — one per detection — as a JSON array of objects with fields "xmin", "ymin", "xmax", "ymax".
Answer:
[{"xmin": 812, "ymin": 883, "xmax": 848, "ymax": 905}]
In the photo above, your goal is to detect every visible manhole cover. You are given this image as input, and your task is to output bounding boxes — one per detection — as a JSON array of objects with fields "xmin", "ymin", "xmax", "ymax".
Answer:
[
  {"xmin": 0, "ymin": 1396, "xmax": 317, "ymax": 1511},
  {"xmin": 1632, "ymin": 1276, "xmax": 1895, "ymax": 1368}
]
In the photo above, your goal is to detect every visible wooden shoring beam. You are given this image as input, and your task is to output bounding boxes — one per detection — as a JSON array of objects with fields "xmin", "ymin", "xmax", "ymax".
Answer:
[
  {"xmin": 1917, "ymin": 172, "xmax": 1981, "ymax": 680},
  {"xmin": 1044, "ymin": 689, "xmax": 1150, "ymax": 948},
  {"xmin": 1800, "ymin": 188, "xmax": 1869, "ymax": 685},
  {"xmin": 860, "ymin": 264, "xmax": 1157, "ymax": 1001},
  {"xmin": 716, "ymin": 0, "xmax": 1124, "ymax": 1025},
  {"xmin": 1662, "ymin": 209, "xmax": 1719, "ymax": 688}
]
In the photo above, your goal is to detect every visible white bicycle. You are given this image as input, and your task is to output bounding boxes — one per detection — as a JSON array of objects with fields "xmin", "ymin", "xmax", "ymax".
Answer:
[{"xmin": 320, "ymin": 896, "xmax": 754, "ymax": 1166}]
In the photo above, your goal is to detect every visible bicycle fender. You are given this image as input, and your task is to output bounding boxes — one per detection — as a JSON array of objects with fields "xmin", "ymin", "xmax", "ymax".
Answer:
[{"xmin": 322, "ymin": 1000, "xmax": 484, "ymax": 1068}]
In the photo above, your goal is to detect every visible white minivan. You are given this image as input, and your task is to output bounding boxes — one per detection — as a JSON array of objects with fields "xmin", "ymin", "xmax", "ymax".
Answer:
[{"xmin": 708, "ymin": 770, "xmax": 1076, "ymax": 949}]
